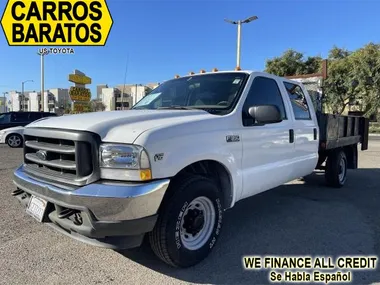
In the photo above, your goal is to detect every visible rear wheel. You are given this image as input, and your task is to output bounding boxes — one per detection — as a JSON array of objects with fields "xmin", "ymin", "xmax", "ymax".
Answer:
[
  {"xmin": 149, "ymin": 175, "xmax": 224, "ymax": 268},
  {"xmin": 325, "ymin": 150, "xmax": 347, "ymax": 188},
  {"xmin": 7, "ymin": 134, "xmax": 23, "ymax": 148}
]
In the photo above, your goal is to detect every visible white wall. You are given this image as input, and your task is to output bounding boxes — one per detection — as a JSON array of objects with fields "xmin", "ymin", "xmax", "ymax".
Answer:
[
  {"xmin": 101, "ymin": 88, "xmax": 116, "ymax": 111},
  {"xmin": 50, "ymin": 88, "xmax": 70, "ymax": 109},
  {"xmin": 130, "ymin": 85, "xmax": 146, "ymax": 106},
  {"xmin": 43, "ymin": 91, "xmax": 49, "ymax": 112},
  {"xmin": 29, "ymin": 92, "xmax": 39, "ymax": 111},
  {"xmin": 10, "ymin": 91, "xmax": 20, "ymax": 111}
]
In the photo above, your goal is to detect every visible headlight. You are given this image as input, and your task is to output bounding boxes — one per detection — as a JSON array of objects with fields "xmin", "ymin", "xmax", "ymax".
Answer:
[{"xmin": 99, "ymin": 144, "xmax": 152, "ymax": 181}]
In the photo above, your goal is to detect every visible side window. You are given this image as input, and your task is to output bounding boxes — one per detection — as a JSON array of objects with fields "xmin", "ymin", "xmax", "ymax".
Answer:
[
  {"xmin": 42, "ymin": 112, "xmax": 56, "ymax": 117},
  {"xmin": 242, "ymin": 76, "xmax": 287, "ymax": 126},
  {"xmin": 11, "ymin": 112, "xmax": 30, "ymax": 123},
  {"xmin": 29, "ymin": 113, "xmax": 42, "ymax": 121},
  {"xmin": 283, "ymin": 82, "xmax": 311, "ymax": 120},
  {"xmin": 0, "ymin": 114, "xmax": 10, "ymax": 124}
]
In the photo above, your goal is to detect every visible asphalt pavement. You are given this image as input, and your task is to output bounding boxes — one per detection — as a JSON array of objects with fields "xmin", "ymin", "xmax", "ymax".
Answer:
[{"xmin": 0, "ymin": 140, "xmax": 380, "ymax": 285}]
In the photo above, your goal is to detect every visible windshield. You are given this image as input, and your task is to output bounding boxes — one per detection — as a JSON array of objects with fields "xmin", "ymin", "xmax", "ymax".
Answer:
[
  {"xmin": 132, "ymin": 72, "xmax": 248, "ymax": 114},
  {"xmin": 0, "ymin": 113, "xmax": 10, "ymax": 124}
]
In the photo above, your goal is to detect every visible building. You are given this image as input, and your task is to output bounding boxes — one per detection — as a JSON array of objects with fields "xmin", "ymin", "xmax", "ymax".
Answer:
[
  {"xmin": 8, "ymin": 89, "xmax": 71, "ymax": 113},
  {"xmin": 0, "ymin": 97, "xmax": 7, "ymax": 113},
  {"xmin": 100, "ymin": 87, "xmax": 133, "ymax": 111},
  {"xmin": 98, "ymin": 82, "xmax": 160, "ymax": 111},
  {"xmin": 97, "ymin": 84, "xmax": 108, "ymax": 100}
]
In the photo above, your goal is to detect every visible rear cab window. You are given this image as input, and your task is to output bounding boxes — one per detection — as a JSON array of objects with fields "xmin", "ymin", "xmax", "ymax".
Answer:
[{"xmin": 283, "ymin": 82, "xmax": 312, "ymax": 120}]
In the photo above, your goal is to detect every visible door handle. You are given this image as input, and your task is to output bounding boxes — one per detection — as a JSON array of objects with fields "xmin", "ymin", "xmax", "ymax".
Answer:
[
  {"xmin": 313, "ymin": 128, "xmax": 317, "ymax": 140},
  {"xmin": 289, "ymin": 129, "xmax": 294, "ymax": 143}
]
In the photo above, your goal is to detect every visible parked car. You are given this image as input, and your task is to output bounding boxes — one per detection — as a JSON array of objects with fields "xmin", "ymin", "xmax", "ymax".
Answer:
[
  {"xmin": 11, "ymin": 70, "xmax": 369, "ymax": 268},
  {"xmin": 0, "ymin": 111, "xmax": 57, "ymax": 131},
  {"xmin": 0, "ymin": 126, "xmax": 25, "ymax": 147}
]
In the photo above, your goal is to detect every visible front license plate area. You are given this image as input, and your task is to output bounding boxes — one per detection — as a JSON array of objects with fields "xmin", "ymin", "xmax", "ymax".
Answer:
[{"xmin": 26, "ymin": 195, "xmax": 48, "ymax": 222}]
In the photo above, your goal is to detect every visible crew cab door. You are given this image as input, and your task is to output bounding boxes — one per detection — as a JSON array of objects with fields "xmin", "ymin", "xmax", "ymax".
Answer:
[
  {"xmin": 282, "ymin": 81, "xmax": 319, "ymax": 177},
  {"xmin": 240, "ymin": 75, "xmax": 296, "ymax": 199}
]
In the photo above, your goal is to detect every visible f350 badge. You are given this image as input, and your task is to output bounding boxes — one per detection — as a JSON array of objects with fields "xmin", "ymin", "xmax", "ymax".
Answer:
[
  {"xmin": 154, "ymin": 153, "xmax": 164, "ymax": 161},
  {"xmin": 226, "ymin": 135, "xmax": 240, "ymax": 143}
]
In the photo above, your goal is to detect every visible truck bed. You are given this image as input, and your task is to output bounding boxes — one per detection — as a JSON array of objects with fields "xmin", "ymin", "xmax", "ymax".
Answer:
[{"xmin": 317, "ymin": 112, "xmax": 369, "ymax": 151}]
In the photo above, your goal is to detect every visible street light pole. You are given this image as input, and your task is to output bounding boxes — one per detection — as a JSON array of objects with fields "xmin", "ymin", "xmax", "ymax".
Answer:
[
  {"xmin": 37, "ymin": 51, "xmax": 46, "ymax": 112},
  {"xmin": 236, "ymin": 21, "xmax": 242, "ymax": 68},
  {"xmin": 41, "ymin": 53, "xmax": 44, "ymax": 111},
  {"xmin": 224, "ymin": 15, "xmax": 258, "ymax": 69},
  {"xmin": 21, "ymin": 80, "xmax": 33, "ymax": 111},
  {"xmin": 2, "ymin": 92, "xmax": 7, "ymax": 112}
]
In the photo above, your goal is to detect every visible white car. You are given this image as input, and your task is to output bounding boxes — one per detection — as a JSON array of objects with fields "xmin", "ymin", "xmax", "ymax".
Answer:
[
  {"xmin": 11, "ymin": 70, "xmax": 369, "ymax": 268},
  {"xmin": 0, "ymin": 126, "xmax": 24, "ymax": 148}
]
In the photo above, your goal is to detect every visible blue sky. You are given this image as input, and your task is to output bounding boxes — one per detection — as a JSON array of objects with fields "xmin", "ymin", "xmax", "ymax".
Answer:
[{"xmin": 0, "ymin": 0, "xmax": 379, "ymax": 99}]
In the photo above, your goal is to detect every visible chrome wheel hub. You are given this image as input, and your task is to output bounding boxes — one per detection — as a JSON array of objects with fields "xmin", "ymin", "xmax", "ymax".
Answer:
[{"xmin": 180, "ymin": 196, "xmax": 215, "ymax": 251}]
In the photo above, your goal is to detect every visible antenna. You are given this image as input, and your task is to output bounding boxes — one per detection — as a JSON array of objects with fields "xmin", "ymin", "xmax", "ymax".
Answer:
[{"xmin": 121, "ymin": 53, "xmax": 129, "ymax": 110}]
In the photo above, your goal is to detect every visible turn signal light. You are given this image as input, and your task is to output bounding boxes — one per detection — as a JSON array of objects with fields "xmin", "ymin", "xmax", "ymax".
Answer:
[{"xmin": 140, "ymin": 169, "xmax": 152, "ymax": 181}]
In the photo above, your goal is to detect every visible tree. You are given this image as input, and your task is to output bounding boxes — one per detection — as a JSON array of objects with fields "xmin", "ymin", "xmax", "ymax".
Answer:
[
  {"xmin": 323, "ymin": 55, "xmax": 358, "ymax": 114},
  {"xmin": 265, "ymin": 43, "xmax": 380, "ymax": 117},
  {"xmin": 349, "ymin": 43, "xmax": 380, "ymax": 117},
  {"xmin": 328, "ymin": 46, "xmax": 351, "ymax": 60},
  {"xmin": 265, "ymin": 49, "xmax": 322, "ymax": 76},
  {"xmin": 88, "ymin": 99, "xmax": 106, "ymax": 112}
]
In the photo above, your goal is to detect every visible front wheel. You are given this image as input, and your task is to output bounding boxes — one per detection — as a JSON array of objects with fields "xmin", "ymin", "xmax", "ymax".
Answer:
[
  {"xmin": 149, "ymin": 175, "xmax": 224, "ymax": 268},
  {"xmin": 7, "ymin": 134, "xmax": 23, "ymax": 148},
  {"xmin": 325, "ymin": 150, "xmax": 347, "ymax": 188}
]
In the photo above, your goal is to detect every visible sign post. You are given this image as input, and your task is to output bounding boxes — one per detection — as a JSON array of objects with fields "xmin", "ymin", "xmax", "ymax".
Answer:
[{"xmin": 68, "ymin": 70, "xmax": 92, "ymax": 113}]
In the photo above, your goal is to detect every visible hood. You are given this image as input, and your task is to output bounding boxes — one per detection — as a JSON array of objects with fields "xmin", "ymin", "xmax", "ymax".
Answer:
[{"xmin": 26, "ymin": 109, "xmax": 214, "ymax": 143}]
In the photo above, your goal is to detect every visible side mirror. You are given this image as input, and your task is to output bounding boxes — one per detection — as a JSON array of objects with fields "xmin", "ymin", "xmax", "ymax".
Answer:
[{"xmin": 248, "ymin": 105, "xmax": 282, "ymax": 124}]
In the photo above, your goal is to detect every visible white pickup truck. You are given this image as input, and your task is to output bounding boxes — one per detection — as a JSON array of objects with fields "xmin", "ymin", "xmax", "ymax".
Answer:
[{"xmin": 12, "ymin": 70, "xmax": 369, "ymax": 268}]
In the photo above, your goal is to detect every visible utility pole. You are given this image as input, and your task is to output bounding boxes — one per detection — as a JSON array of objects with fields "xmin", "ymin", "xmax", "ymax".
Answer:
[
  {"xmin": 135, "ymin": 84, "xmax": 138, "ymax": 106},
  {"xmin": 21, "ymin": 80, "xmax": 33, "ymax": 111},
  {"xmin": 2, "ymin": 92, "xmax": 7, "ymax": 112},
  {"xmin": 224, "ymin": 15, "xmax": 258, "ymax": 69},
  {"xmin": 121, "ymin": 53, "xmax": 129, "ymax": 111},
  {"xmin": 37, "ymin": 50, "xmax": 46, "ymax": 111},
  {"xmin": 41, "ymin": 53, "xmax": 44, "ymax": 111}
]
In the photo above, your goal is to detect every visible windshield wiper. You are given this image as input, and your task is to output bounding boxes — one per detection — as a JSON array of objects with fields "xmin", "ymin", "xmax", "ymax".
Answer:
[{"xmin": 157, "ymin": 105, "xmax": 197, "ymax": 110}]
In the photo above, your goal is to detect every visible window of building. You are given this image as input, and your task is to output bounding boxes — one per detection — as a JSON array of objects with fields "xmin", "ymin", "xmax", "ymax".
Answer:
[
  {"xmin": 283, "ymin": 82, "xmax": 312, "ymax": 120},
  {"xmin": 242, "ymin": 76, "xmax": 287, "ymax": 126}
]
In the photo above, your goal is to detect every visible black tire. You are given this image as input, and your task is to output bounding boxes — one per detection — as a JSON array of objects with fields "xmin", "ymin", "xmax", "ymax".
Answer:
[
  {"xmin": 149, "ymin": 175, "xmax": 224, "ymax": 268},
  {"xmin": 325, "ymin": 150, "xmax": 347, "ymax": 188},
  {"xmin": 6, "ymin": 134, "xmax": 23, "ymax": 148}
]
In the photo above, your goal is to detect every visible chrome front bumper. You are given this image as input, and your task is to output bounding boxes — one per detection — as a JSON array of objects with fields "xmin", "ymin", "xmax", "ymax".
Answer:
[
  {"xmin": 12, "ymin": 165, "xmax": 171, "ymax": 249},
  {"xmin": 13, "ymin": 165, "xmax": 170, "ymax": 221}
]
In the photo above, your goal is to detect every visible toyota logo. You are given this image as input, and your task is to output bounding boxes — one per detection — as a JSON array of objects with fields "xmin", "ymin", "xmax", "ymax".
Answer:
[{"xmin": 36, "ymin": 150, "xmax": 48, "ymax": 161}]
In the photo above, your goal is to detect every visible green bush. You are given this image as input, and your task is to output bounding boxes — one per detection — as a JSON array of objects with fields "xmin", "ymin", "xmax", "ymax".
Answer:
[{"xmin": 369, "ymin": 122, "xmax": 380, "ymax": 133}]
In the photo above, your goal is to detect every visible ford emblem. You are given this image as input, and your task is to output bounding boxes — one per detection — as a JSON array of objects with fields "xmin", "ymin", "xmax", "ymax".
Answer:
[{"xmin": 36, "ymin": 150, "xmax": 48, "ymax": 161}]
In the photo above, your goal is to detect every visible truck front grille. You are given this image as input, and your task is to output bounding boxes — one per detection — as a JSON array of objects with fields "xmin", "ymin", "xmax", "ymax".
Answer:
[{"xmin": 23, "ymin": 128, "xmax": 100, "ymax": 187}]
